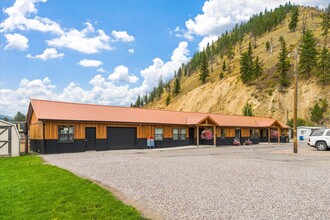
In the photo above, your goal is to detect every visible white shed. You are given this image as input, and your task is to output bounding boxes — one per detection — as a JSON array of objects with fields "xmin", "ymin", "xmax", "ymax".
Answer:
[
  {"xmin": 297, "ymin": 126, "xmax": 322, "ymax": 141},
  {"xmin": 0, "ymin": 120, "xmax": 20, "ymax": 157}
]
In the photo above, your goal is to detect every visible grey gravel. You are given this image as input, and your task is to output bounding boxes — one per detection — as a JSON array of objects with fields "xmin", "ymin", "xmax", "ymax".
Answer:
[{"xmin": 43, "ymin": 143, "xmax": 330, "ymax": 220}]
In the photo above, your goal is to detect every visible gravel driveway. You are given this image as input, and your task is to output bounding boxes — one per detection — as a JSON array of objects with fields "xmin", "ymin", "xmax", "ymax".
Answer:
[{"xmin": 43, "ymin": 143, "xmax": 330, "ymax": 220}]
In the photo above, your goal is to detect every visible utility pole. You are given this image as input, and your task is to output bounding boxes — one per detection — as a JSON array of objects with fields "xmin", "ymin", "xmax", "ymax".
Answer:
[{"xmin": 293, "ymin": 49, "xmax": 298, "ymax": 154}]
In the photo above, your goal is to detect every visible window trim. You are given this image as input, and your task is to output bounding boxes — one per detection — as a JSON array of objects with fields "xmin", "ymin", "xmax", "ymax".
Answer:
[
  {"xmin": 155, "ymin": 128, "xmax": 163, "ymax": 141},
  {"xmin": 250, "ymin": 129, "xmax": 259, "ymax": 139},
  {"xmin": 58, "ymin": 125, "xmax": 74, "ymax": 143},
  {"xmin": 173, "ymin": 128, "xmax": 186, "ymax": 140},
  {"xmin": 180, "ymin": 128, "xmax": 186, "ymax": 140},
  {"xmin": 221, "ymin": 128, "xmax": 226, "ymax": 139},
  {"xmin": 173, "ymin": 128, "xmax": 179, "ymax": 140}
]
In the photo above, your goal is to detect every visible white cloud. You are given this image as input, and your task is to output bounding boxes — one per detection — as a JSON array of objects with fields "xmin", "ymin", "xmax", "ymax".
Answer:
[
  {"xmin": 128, "ymin": 48, "xmax": 135, "ymax": 54},
  {"xmin": 4, "ymin": 33, "xmax": 29, "ymax": 50},
  {"xmin": 47, "ymin": 22, "xmax": 111, "ymax": 54},
  {"xmin": 139, "ymin": 41, "xmax": 189, "ymax": 90},
  {"xmin": 182, "ymin": 0, "xmax": 328, "ymax": 49},
  {"xmin": 78, "ymin": 59, "xmax": 103, "ymax": 67},
  {"xmin": 111, "ymin": 30, "xmax": 135, "ymax": 42},
  {"xmin": 198, "ymin": 35, "xmax": 218, "ymax": 51},
  {"xmin": 108, "ymin": 65, "xmax": 138, "ymax": 84},
  {"xmin": 0, "ymin": 0, "xmax": 63, "ymax": 35},
  {"xmin": 0, "ymin": 42, "xmax": 190, "ymax": 115},
  {"xmin": 26, "ymin": 48, "xmax": 64, "ymax": 61},
  {"xmin": 0, "ymin": 77, "xmax": 56, "ymax": 115},
  {"xmin": 173, "ymin": 26, "xmax": 194, "ymax": 41},
  {"xmin": 97, "ymin": 68, "xmax": 106, "ymax": 73}
]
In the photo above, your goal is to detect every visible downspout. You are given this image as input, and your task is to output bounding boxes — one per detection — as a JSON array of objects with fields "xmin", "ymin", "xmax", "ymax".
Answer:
[
  {"xmin": 42, "ymin": 121, "xmax": 46, "ymax": 154},
  {"xmin": 25, "ymin": 121, "xmax": 29, "ymax": 154}
]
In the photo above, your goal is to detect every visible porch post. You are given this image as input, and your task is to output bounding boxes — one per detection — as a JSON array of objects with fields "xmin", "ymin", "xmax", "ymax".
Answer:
[
  {"xmin": 277, "ymin": 127, "xmax": 280, "ymax": 143},
  {"xmin": 213, "ymin": 126, "xmax": 216, "ymax": 146},
  {"xmin": 197, "ymin": 126, "xmax": 199, "ymax": 147},
  {"xmin": 268, "ymin": 127, "xmax": 270, "ymax": 144}
]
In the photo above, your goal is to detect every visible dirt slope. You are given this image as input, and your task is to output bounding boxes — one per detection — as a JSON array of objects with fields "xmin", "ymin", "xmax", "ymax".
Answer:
[{"xmin": 148, "ymin": 6, "xmax": 330, "ymax": 124}]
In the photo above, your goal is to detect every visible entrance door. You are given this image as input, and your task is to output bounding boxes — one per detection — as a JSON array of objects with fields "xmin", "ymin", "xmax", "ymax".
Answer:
[
  {"xmin": 85, "ymin": 127, "xmax": 96, "ymax": 150},
  {"xmin": 235, "ymin": 129, "xmax": 241, "ymax": 142},
  {"xmin": 189, "ymin": 128, "xmax": 194, "ymax": 145}
]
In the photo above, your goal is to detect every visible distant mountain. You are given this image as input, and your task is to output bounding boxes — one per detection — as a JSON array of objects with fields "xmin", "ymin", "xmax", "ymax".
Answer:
[{"xmin": 0, "ymin": 114, "xmax": 13, "ymax": 120}]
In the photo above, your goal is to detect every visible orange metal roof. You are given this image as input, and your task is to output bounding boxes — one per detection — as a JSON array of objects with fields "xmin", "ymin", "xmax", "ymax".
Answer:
[{"xmin": 27, "ymin": 99, "xmax": 289, "ymax": 128}]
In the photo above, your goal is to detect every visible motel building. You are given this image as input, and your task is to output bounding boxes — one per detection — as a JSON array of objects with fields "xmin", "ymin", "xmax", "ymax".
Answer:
[{"xmin": 27, "ymin": 99, "xmax": 289, "ymax": 154}]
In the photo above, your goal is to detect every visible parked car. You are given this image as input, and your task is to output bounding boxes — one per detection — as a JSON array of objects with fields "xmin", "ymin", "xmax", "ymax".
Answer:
[{"xmin": 308, "ymin": 129, "xmax": 330, "ymax": 151}]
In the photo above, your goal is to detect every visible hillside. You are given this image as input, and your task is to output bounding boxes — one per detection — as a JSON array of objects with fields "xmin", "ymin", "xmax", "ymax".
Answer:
[{"xmin": 146, "ymin": 5, "xmax": 330, "ymax": 125}]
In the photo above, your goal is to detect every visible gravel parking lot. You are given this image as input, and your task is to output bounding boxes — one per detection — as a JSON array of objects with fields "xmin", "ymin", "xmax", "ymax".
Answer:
[{"xmin": 43, "ymin": 143, "xmax": 330, "ymax": 220}]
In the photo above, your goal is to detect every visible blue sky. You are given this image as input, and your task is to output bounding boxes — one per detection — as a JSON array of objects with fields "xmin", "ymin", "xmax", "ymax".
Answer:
[{"xmin": 0, "ymin": 0, "xmax": 327, "ymax": 116}]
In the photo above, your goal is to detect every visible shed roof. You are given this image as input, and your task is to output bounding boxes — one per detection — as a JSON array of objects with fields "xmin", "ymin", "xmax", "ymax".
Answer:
[
  {"xmin": 0, "ymin": 120, "xmax": 21, "ymax": 139},
  {"xmin": 27, "ymin": 99, "xmax": 289, "ymax": 128}
]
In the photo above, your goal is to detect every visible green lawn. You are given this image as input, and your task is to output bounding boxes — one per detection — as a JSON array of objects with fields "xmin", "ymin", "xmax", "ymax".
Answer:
[{"xmin": 0, "ymin": 156, "xmax": 143, "ymax": 220}]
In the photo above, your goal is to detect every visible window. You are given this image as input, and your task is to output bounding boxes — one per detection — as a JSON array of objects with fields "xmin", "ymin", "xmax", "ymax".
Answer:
[
  {"xmin": 155, "ymin": 128, "xmax": 163, "ymax": 141},
  {"xmin": 173, "ymin": 128, "xmax": 179, "ymax": 140},
  {"xmin": 180, "ymin": 128, "xmax": 186, "ymax": 140},
  {"xmin": 58, "ymin": 125, "xmax": 74, "ymax": 143},
  {"xmin": 173, "ymin": 128, "xmax": 186, "ymax": 140},
  {"xmin": 221, "ymin": 129, "xmax": 226, "ymax": 139},
  {"xmin": 310, "ymin": 129, "xmax": 325, "ymax": 136},
  {"xmin": 301, "ymin": 130, "xmax": 307, "ymax": 135},
  {"xmin": 326, "ymin": 131, "xmax": 330, "ymax": 136},
  {"xmin": 250, "ymin": 129, "xmax": 259, "ymax": 138}
]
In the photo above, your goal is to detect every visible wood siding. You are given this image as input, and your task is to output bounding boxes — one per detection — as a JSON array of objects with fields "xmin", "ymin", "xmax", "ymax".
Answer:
[
  {"xmin": 30, "ymin": 119, "xmax": 289, "ymax": 141},
  {"xmin": 42, "ymin": 121, "xmax": 188, "ymax": 140},
  {"xmin": 29, "ymin": 111, "xmax": 43, "ymax": 140},
  {"xmin": 216, "ymin": 128, "xmax": 236, "ymax": 138}
]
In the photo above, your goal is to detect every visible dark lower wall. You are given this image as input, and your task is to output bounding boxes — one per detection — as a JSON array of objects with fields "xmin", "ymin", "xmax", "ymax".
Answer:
[
  {"xmin": 31, "ymin": 135, "xmax": 276, "ymax": 154},
  {"xmin": 30, "ymin": 139, "xmax": 86, "ymax": 154},
  {"xmin": 217, "ymin": 137, "xmax": 234, "ymax": 146},
  {"xmin": 154, "ymin": 138, "xmax": 189, "ymax": 148},
  {"xmin": 30, "ymin": 139, "xmax": 44, "ymax": 153},
  {"xmin": 260, "ymin": 136, "xmax": 289, "ymax": 143},
  {"xmin": 96, "ymin": 139, "xmax": 108, "ymax": 151},
  {"xmin": 47, "ymin": 140, "xmax": 86, "ymax": 153}
]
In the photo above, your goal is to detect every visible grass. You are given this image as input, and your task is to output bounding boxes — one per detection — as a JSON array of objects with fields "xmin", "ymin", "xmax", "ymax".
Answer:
[{"xmin": 0, "ymin": 156, "xmax": 143, "ymax": 220}]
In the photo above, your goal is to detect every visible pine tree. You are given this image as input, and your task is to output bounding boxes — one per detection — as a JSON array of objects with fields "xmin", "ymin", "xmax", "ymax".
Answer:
[
  {"xmin": 254, "ymin": 56, "xmax": 263, "ymax": 82},
  {"xmin": 135, "ymin": 95, "xmax": 141, "ymax": 107},
  {"xmin": 310, "ymin": 103, "xmax": 323, "ymax": 125},
  {"xmin": 156, "ymin": 76, "xmax": 164, "ymax": 99},
  {"xmin": 242, "ymin": 102, "xmax": 254, "ymax": 116},
  {"xmin": 199, "ymin": 52, "xmax": 209, "ymax": 84},
  {"xmin": 14, "ymin": 111, "xmax": 26, "ymax": 122},
  {"xmin": 165, "ymin": 95, "xmax": 171, "ymax": 106},
  {"xmin": 177, "ymin": 67, "xmax": 182, "ymax": 79},
  {"xmin": 222, "ymin": 60, "xmax": 226, "ymax": 72},
  {"xmin": 321, "ymin": 4, "xmax": 330, "ymax": 44},
  {"xmin": 173, "ymin": 77, "xmax": 181, "ymax": 96},
  {"xmin": 277, "ymin": 36, "xmax": 291, "ymax": 87},
  {"xmin": 265, "ymin": 41, "xmax": 270, "ymax": 52},
  {"xmin": 227, "ymin": 46, "xmax": 234, "ymax": 73},
  {"xmin": 289, "ymin": 6, "xmax": 299, "ymax": 31},
  {"xmin": 240, "ymin": 42, "xmax": 254, "ymax": 84},
  {"xmin": 299, "ymin": 29, "xmax": 318, "ymax": 78},
  {"xmin": 144, "ymin": 94, "xmax": 148, "ymax": 105},
  {"xmin": 317, "ymin": 46, "xmax": 330, "ymax": 85}
]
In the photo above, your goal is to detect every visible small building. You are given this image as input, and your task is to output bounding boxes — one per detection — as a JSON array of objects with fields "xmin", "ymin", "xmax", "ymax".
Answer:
[
  {"xmin": 27, "ymin": 99, "xmax": 289, "ymax": 154},
  {"xmin": 0, "ymin": 120, "xmax": 20, "ymax": 157},
  {"xmin": 297, "ymin": 126, "xmax": 322, "ymax": 141}
]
